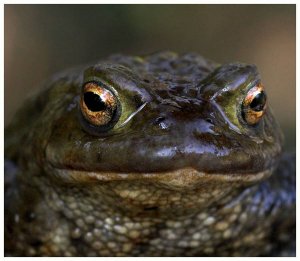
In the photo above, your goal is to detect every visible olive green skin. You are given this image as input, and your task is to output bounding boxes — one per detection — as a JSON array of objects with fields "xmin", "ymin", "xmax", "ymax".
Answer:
[{"xmin": 5, "ymin": 52, "xmax": 295, "ymax": 256}]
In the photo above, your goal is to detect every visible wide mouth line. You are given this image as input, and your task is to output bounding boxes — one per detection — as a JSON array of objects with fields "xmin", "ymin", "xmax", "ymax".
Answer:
[{"xmin": 51, "ymin": 166, "xmax": 272, "ymax": 184}]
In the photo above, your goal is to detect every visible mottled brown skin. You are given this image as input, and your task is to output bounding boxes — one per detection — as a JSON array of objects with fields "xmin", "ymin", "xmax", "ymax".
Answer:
[{"xmin": 5, "ymin": 52, "xmax": 295, "ymax": 256}]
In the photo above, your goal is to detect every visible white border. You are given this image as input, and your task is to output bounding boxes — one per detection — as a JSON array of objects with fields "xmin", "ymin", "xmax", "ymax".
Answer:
[
  {"xmin": 1, "ymin": 1, "xmax": 298, "ymax": 260},
  {"xmin": 2, "ymin": 0, "xmax": 299, "ymax": 4},
  {"xmin": 1, "ymin": 2, "xmax": 4, "ymax": 259},
  {"xmin": 295, "ymin": 2, "xmax": 299, "ymax": 259}
]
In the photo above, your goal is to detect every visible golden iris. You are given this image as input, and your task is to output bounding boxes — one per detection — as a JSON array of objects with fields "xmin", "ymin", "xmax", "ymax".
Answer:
[
  {"xmin": 242, "ymin": 84, "xmax": 267, "ymax": 125},
  {"xmin": 80, "ymin": 82, "xmax": 118, "ymax": 126}
]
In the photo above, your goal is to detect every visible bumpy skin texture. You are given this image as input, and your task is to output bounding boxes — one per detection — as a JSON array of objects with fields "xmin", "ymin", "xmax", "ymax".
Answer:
[{"xmin": 5, "ymin": 52, "xmax": 295, "ymax": 256}]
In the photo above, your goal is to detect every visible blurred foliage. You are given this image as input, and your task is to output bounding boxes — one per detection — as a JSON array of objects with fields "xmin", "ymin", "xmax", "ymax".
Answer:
[{"xmin": 5, "ymin": 5, "xmax": 295, "ymax": 150}]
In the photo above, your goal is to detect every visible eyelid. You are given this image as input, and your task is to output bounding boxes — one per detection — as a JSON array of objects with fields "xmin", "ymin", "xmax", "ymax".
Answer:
[
  {"xmin": 210, "ymin": 100, "xmax": 242, "ymax": 134},
  {"xmin": 118, "ymin": 102, "xmax": 148, "ymax": 128}
]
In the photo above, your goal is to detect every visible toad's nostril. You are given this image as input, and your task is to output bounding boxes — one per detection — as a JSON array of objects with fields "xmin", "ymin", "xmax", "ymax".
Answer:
[
  {"xmin": 154, "ymin": 116, "xmax": 166, "ymax": 125},
  {"xmin": 206, "ymin": 118, "xmax": 213, "ymax": 124},
  {"xmin": 153, "ymin": 116, "xmax": 170, "ymax": 130}
]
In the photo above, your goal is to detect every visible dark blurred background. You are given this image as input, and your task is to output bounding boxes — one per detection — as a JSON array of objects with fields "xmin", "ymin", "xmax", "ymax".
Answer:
[{"xmin": 4, "ymin": 5, "xmax": 295, "ymax": 150}]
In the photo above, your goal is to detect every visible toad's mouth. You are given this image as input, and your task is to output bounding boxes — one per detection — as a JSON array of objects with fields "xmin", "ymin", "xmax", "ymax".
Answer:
[{"xmin": 50, "ymin": 166, "xmax": 272, "ymax": 188}]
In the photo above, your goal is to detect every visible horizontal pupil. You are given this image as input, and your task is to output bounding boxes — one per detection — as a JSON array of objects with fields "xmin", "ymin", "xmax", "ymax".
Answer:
[
  {"xmin": 250, "ymin": 91, "xmax": 266, "ymax": 111},
  {"xmin": 84, "ymin": 92, "xmax": 107, "ymax": 112}
]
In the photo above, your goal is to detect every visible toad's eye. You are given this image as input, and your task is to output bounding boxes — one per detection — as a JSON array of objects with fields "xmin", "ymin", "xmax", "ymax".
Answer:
[
  {"xmin": 242, "ymin": 84, "xmax": 267, "ymax": 125},
  {"xmin": 80, "ymin": 82, "xmax": 121, "ymax": 131}
]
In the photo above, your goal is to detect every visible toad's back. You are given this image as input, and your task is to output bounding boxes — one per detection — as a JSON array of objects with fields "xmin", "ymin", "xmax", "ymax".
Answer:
[{"xmin": 5, "ymin": 52, "xmax": 295, "ymax": 256}]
